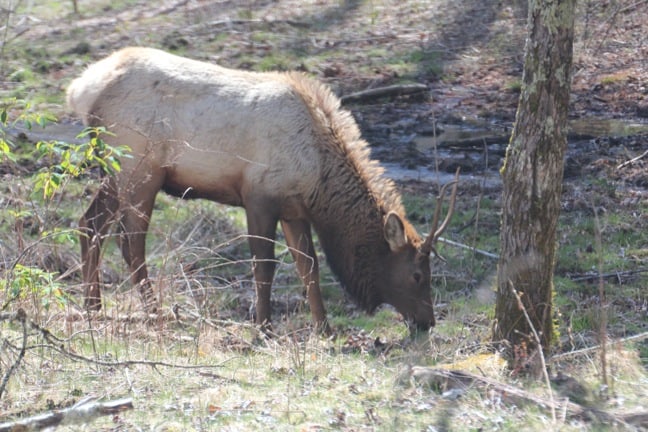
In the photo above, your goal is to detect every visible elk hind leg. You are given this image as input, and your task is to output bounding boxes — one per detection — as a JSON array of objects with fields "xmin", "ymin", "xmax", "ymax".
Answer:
[{"xmin": 79, "ymin": 177, "xmax": 119, "ymax": 311}]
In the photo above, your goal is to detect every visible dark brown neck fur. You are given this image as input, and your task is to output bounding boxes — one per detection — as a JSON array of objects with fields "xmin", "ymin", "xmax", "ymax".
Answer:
[{"xmin": 286, "ymin": 72, "xmax": 412, "ymax": 311}]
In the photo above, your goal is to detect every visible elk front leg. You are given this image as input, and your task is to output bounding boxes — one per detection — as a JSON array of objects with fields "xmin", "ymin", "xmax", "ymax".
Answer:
[
  {"xmin": 79, "ymin": 177, "xmax": 119, "ymax": 311},
  {"xmin": 280, "ymin": 219, "xmax": 328, "ymax": 333},
  {"xmin": 245, "ymin": 207, "xmax": 279, "ymax": 329}
]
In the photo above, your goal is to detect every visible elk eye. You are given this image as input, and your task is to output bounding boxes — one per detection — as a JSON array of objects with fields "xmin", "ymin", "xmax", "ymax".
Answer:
[{"xmin": 413, "ymin": 272, "xmax": 422, "ymax": 284}]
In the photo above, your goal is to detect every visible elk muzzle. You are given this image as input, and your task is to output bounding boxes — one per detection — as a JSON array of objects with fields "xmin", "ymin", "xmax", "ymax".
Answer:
[{"xmin": 410, "ymin": 302, "xmax": 436, "ymax": 331}]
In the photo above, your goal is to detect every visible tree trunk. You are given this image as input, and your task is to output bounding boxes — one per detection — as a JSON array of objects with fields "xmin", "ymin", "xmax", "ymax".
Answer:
[{"xmin": 493, "ymin": 0, "xmax": 576, "ymax": 370}]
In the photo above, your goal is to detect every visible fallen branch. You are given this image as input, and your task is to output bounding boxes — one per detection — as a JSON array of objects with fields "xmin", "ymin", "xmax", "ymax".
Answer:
[
  {"xmin": 340, "ymin": 83, "xmax": 428, "ymax": 104},
  {"xmin": 405, "ymin": 367, "xmax": 644, "ymax": 427},
  {"xmin": 190, "ymin": 18, "xmax": 311, "ymax": 36},
  {"xmin": 205, "ymin": 18, "xmax": 310, "ymax": 28},
  {"xmin": 548, "ymin": 332, "xmax": 648, "ymax": 364},
  {"xmin": 0, "ymin": 397, "xmax": 133, "ymax": 431},
  {"xmin": 421, "ymin": 135, "xmax": 508, "ymax": 151},
  {"xmin": 438, "ymin": 236, "xmax": 499, "ymax": 259},
  {"xmin": 568, "ymin": 268, "xmax": 648, "ymax": 282},
  {"xmin": 617, "ymin": 149, "xmax": 648, "ymax": 169}
]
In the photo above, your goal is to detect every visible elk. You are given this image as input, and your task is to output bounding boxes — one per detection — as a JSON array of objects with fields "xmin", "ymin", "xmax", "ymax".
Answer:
[{"xmin": 66, "ymin": 47, "xmax": 458, "ymax": 331}]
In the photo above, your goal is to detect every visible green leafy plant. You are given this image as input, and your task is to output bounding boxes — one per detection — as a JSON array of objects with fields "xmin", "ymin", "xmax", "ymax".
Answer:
[
  {"xmin": 1, "ymin": 264, "xmax": 66, "ymax": 311},
  {"xmin": 33, "ymin": 126, "xmax": 130, "ymax": 199},
  {"xmin": 1, "ymin": 99, "xmax": 130, "ymax": 199}
]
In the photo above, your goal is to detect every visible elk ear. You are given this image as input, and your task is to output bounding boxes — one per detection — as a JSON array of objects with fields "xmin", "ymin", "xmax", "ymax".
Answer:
[{"xmin": 384, "ymin": 212, "xmax": 408, "ymax": 251}]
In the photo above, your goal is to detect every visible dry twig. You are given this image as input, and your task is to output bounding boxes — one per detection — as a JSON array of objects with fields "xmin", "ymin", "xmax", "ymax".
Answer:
[
  {"xmin": 509, "ymin": 282, "xmax": 556, "ymax": 423},
  {"xmin": 0, "ymin": 397, "xmax": 133, "ymax": 431},
  {"xmin": 1, "ymin": 309, "xmax": 235, "ymax": 372},
  {"xmin": 0, "ymin": 308, "xmax": 27, "ymax": 400}
]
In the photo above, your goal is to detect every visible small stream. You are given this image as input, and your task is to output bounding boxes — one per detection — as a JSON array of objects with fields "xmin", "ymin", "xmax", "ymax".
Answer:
[{"xmin": 382, "ymin": 117, "xmax": 648, "ymax": 184}]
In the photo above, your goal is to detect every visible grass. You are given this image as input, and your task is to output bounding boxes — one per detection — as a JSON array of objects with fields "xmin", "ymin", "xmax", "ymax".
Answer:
[
  {"xmin": 556, "ymin": 196, "xmax": 646, "ymax": 274},
  {"xmin": 3, "ymin": 302, "xmax": 645, "ymax": 431},
  {"xmin": 599, "ymin": 73, "xmax": 629, "ymax": 86},
  {"xmin": 505, "ymin": 78, "xmax": 523, "ymax": 93},
  {"xmin": 254, "ymin": 52, "xmax": 296, "ymax": 72}
]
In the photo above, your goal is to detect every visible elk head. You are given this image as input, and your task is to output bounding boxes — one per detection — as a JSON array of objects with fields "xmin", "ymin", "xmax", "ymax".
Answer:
[{"xmin": 379, "ymin": 169, "xmax": 459, "ymax": 331}]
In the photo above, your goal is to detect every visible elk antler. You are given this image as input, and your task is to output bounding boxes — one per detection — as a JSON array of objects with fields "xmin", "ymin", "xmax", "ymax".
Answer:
[{"xmin": 420, "ymin": 168, "xmax": 460, "ymax": 260}]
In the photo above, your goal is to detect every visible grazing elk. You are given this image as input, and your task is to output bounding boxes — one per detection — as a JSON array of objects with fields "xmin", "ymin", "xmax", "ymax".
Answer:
[{"xmin": 67, "ymin": 47, "xmax": 458, "ymax": 331}]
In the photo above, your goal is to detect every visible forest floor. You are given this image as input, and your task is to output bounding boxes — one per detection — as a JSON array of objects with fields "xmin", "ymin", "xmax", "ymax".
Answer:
[{"xmin": 0, "ymin": 1, "xmax": 647, "ymax": 431}]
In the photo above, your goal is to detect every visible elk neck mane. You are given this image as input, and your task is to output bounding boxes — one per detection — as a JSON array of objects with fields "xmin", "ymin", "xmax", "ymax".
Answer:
[
  {"xmin": 284, "ymin": 72, "xmax": 403, "ymax": 212},
  {"xmin": 283, "ymin": 72, "xmax": 420, "ymax": 311}
]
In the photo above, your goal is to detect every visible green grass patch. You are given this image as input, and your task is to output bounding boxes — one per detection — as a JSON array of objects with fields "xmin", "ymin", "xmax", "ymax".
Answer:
[
  {"xmin": 389, "ymin": 49, "xmax": 442, "ymax": 78},
  {"xmin": 254, "ymin": 52, "xmax": 296, "ymax": 72},
  {"xmin": 505, "ymin": 78, "xmax": 523, "ymax": 92},
  {"xmin": 557, "ymin": 208, "xmax": 647, "ymax": 275}
]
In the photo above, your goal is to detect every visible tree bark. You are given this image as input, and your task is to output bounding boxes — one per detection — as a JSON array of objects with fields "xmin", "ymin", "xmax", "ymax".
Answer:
[{"xmin": 494, "ymin": 0, "xmax": 576, "ymax": 368}]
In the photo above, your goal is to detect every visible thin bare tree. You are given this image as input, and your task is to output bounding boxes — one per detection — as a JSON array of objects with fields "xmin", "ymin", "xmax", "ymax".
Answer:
[{"xmin": 493, "ymin": 0, "xmax": 576, "ymax": 375}]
